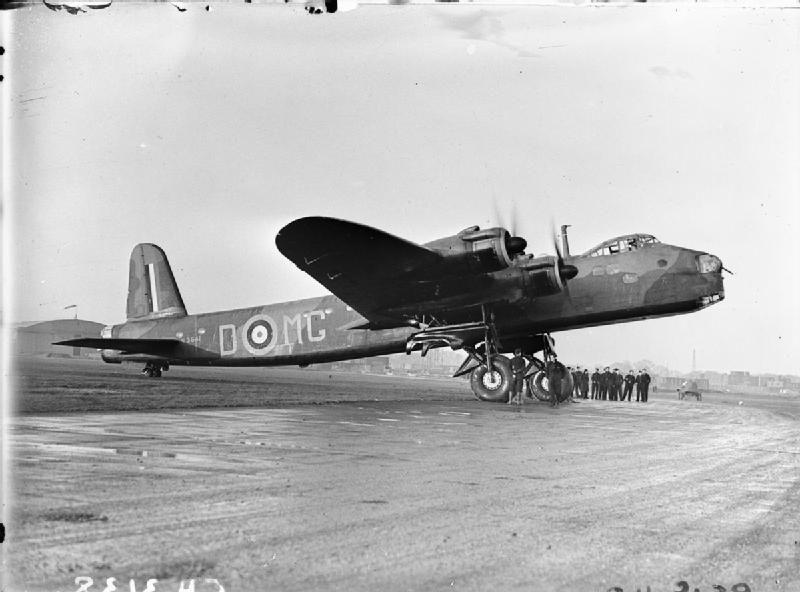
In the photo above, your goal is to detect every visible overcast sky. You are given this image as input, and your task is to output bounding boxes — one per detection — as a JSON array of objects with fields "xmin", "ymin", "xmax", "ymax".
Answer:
[{"xmin": 8, "ymin": 3, "xmax": 799, "ymax": 375}]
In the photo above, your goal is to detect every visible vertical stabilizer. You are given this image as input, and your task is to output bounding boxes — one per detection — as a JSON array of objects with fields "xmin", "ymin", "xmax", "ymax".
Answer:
[{"xmin": 126, "ymin": 244, "xmax": 187, "ymax": 320}]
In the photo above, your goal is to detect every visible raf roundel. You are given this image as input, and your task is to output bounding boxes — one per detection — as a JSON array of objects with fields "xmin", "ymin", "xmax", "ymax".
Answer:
[{"xmin": 242, "ymin": 314, "xmax": 278, "ymax": 355}]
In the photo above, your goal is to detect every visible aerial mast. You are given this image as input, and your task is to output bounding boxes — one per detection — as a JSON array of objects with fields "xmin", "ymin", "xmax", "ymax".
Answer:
[{"xmin": 560, "ymin": 225, "xmax": 571, "ymax": 257}]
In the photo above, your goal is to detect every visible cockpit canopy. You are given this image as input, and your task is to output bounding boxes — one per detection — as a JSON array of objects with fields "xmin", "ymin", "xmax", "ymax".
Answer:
[{"xmin": 584, "ymin": 234, "xmax": 660, "ymax": 257}]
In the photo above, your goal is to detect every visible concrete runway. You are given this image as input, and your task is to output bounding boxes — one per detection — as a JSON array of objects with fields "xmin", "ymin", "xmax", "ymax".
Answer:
[{"xmin": 7, "ymin": 367, "xmax": 800, "ymax": 592}]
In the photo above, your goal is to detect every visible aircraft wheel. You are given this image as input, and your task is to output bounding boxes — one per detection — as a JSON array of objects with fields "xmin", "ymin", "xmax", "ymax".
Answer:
[
  {"xmin": 144, "ymin": 367, "xmax": 154, "ymax": 378},
  {"xmin": 528, "ymin": 369, "xmax": 573, "ymax": 402},
  {"xmin": 470, "ymin": 356, "xmax": 512, "ymax": 402},
  {"xmin": 529, "ymin": 371, "xmax": 551, "ymax": 402},
  {"xmin": 153, "ymin": 368, "xmax": 162, "ymax": 378}
]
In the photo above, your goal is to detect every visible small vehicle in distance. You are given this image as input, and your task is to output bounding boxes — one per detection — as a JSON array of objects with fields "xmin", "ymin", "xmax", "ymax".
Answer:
[{"xmin": 677, "ymin": 380, "xmax": 702, "ymax": 401}]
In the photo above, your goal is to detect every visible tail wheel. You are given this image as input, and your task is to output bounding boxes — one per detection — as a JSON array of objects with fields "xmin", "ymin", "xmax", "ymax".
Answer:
[{"xmin": 470, "ymin": 356, "xmax": 512, "ymax": 402}]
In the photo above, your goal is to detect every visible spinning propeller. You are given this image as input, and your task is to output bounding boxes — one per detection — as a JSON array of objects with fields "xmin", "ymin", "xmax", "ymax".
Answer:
[
  {"xmin": 491, "ymin": 200, "xmax": 576, "ymax": 296},
  {"xmin": 492, "ymin": 200, "xmax": 527, "ymax": 258}
]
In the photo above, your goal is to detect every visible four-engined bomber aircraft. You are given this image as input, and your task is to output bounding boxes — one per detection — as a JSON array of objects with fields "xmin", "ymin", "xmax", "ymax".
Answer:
[{"xmin": 57, "ymin": 217, "xmax": 725, "ymax": 402}]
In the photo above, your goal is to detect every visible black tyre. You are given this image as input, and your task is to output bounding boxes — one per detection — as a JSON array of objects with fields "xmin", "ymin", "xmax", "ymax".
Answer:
[
  {"xmin": 529, "ymin": 370, "xmax": 550, "ymax": 401},
  {"xmin": 528, "ymin": 369, "xmax": 573, "ymax": 402},
  {"xmin": 470, "ymin": 356, "xmax": 512, "ymax": 402}
]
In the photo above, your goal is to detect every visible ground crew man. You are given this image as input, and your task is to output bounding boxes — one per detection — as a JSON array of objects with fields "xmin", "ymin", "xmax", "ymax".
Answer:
[
  {"xmin": 547, "ymin": 358, "xmax": 565, "ymax": 407},
  {"xmin": 635, "ymin": 370, "xmax": 643, "ymax": 401},
  {"xmin": 612, "ymin": 368, "xmax": 623, "ymax": 401},
  {"xmin": 573, "ymin": 366, "xmax": 582, "ymax": 398},
  {"xmin": 509, "ymin": 348, "xmax": 526, "ymax": 405},
  {"xmin": 623, "ymin": 369, "xmax": 636, "ymax": 401},
  {"xmin": 600, "ymin": 367, "xmax": 611, "ymax": 400},
  {"xmin": 591, "ymin": 368, "xmax": 600, "ymax": 399},
  {"xmin": 611, "ymin": 368, "xmax": 618, "ymax": 400},
  {"xmin": 638, "ymin": 369, "xmax": 651, "ymax": 402},
  {"xmin": 581, "ymin": 368, "xmax": 590, "ymax": 399},
  {"xmin": 567, "ymin": 366, "xmax": 574, "ymax": 398}
]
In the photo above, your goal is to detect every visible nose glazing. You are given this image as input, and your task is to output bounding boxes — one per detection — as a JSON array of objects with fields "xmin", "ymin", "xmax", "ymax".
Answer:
[{"xmin": 697, "ymin": 254, "xmax": 722, "ymax": 274}]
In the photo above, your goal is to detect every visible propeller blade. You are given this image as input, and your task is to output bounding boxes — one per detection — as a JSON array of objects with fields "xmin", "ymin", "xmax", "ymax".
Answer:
[
  {"xmin": 492, "ymin": 198, "xmax": 527, "ymax": 257},
  {"xmin": 492, "ymin": 198, "xmax": 506, "ymax": 231}
]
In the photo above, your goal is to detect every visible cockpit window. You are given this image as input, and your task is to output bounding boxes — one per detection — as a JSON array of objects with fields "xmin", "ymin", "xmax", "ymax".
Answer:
[{"xmin": 585, "ymin": 234, "xmax": 659, "ymax": 257}]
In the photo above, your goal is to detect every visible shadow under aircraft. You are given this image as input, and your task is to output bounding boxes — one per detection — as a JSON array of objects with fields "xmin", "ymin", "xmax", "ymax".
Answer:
[{"xmin": 57, "ymin": 217, "xmax": 726, "ymax": 402}]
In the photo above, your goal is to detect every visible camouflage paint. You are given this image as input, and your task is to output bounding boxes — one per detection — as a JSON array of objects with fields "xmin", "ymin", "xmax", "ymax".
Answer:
[{"xmin": 90, "ymin": 236, "xmax": 725, "ymax": 367}]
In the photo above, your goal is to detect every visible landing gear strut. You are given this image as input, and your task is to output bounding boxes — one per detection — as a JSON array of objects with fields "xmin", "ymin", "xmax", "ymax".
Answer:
[
  {"xmin": 141, "ymin": 362, "xmax": 169, "ymax": 378},
  {"xmin": 405, "ymin": 311, "xmax": 573, "ymax": 404}
]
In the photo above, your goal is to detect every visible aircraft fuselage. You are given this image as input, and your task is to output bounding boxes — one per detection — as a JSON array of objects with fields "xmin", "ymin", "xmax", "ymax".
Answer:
[{"xmin": 101, "ymin": 241, "xmax": 724, "ymax": 367}]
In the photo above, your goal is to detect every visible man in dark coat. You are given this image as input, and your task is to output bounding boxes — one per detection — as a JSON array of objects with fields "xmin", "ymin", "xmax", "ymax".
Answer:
[
  {"xmin": 581, "ymin": 369, "xmax": 590, "ymax": 398},
  {"xmin": 611, "ymin": 368, "xmax": 622, "ymax": 401},
  {"xmin": 509, "ymin": 348, "xmax": 526, "ymax": 405},
  {"xmin": 638, "ymin": 369, "xmax": 652, "ymax": 402},
  {"xmin": 547, "ymin": 358, "xmax": 566, "ymax": 407},
  {"xmin": 623, "ymin": 369, "xmax": 636, "ymax": 401},
  {"xmin": 600, "ymin": 366, "xmax": 612, "ymax": 400},
  {"xmin": 573, "ymin": 366, "xmax": 583, "ymax": 398},
  {"xmin": 590, "ymin": 368, "xmax": 600, "ymax": 399}
]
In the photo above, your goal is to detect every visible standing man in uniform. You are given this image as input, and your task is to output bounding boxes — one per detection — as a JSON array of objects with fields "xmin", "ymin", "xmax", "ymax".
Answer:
[
  {"xmin": 591, "ymin": 368, "xmax": 600, "ymax": 399},
  {"xmin": 600, "ymin": 366, "xmax": 611, "ymax": 401},
  {"xmin": 573, "ymin": 366, "xmax": 583, "ymax": 399},
  {"xmin": 635, "ymin": 370, "xmax": 643, "ymax": 402},
  {"xmin": 613, "ymin": 369, "xmax": 624, "ymax": 401},
  {"xmin": 567, "ymin": 366, "xmax": 574, "ymax": 399},
  {"xmin": 547, "ymin": 357, "xmax": 565, "ymax": 408},
  {"xmin": 639, "ymin": 368, "xmax": 652, "ymax": 402},
  {"xmin": 581, "ymin": 368, "xmax": 590, "ymax": 399},
  {"xmin": 509, "ymin": 348, "xmax": 526, "ymax": 405},
  {"xmin": 622, "ymin": 369, "xmax": 636, "ymax": 402}
]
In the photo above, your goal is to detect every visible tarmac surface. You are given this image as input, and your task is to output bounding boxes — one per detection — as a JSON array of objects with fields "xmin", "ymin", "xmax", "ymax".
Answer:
[{"xmin": 6, "ymin": 358, "xmax": 800, "ymax": 592}]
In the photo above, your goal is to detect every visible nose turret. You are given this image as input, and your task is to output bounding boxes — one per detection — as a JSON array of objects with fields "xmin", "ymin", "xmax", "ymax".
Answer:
[
  {"xmin": 694, "ymin": 253, "xmax": 725, "ymax": 307},
  {"xmin": 697, "ymin": 253, "xmax": 723, "ymax": 274}
]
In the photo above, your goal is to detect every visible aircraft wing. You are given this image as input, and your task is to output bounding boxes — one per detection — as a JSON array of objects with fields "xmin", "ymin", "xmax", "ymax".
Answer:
[
  {"xmin": 54, "ymin": 338, "xmax": 182, "ymax": 357},
  {"xmin": 276, "ymin": 217, "xmax": 445, "ymax": 328}
]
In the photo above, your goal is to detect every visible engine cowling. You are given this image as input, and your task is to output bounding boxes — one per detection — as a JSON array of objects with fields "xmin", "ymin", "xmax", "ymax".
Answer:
[
  {"xmin": 423, "ymin": 226, "xmax": 527, "ymax": 276},
  {"xmin": 519, "ymin": 255, "xmax": 578, "ymax": 297}
]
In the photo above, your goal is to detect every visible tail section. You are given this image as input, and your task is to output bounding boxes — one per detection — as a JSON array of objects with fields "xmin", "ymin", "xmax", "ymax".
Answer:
[{"xmin": 126, "ymin": 244, "xmax": 187, "ymax": 321}]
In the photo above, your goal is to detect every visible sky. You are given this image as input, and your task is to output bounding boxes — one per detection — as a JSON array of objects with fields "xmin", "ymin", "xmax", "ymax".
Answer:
[{"xmin": 6, "ymin": 3, "xmax": 800, "ymax": 375}]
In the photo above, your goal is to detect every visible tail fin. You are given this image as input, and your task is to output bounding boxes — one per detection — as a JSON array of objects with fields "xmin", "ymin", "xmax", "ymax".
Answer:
[{"xmin": 126, "ymin": 244, "xmax": 187, "ymax": 321}]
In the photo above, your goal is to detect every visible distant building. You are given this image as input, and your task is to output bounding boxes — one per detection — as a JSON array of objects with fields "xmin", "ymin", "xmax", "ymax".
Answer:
[
  {"xmin": 12, "ymin": 319, "xmax": 104, "ymax": 357},
  {"xmin": 699, "ymin": 371, "xmax": 726, "ymax": 387},
  {"xmin": 389, "ymin": 348, "xmax": 462, "ymax": 376},
  {"xmin": 314, "ymin": 356, "xmax": 391, "ymax": 374},
  {"xmin": 728, "ymin": 370, "xmax": 759, "ymax": 387}
]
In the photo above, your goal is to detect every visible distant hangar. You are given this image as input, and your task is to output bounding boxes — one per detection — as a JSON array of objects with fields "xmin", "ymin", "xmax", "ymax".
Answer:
[{"xmin": 13, "ymin": 319, "xmax": 103, "ymax": 358}]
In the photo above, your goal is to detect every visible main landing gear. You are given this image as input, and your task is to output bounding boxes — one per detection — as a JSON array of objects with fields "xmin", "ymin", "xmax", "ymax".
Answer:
[
  {"xmin": 141, "ymin": 361, "xmax": 169, "ymax": 378},
  {"xmin": 405, "ymin": 308, "xmax": 574, "ymax": 404}
]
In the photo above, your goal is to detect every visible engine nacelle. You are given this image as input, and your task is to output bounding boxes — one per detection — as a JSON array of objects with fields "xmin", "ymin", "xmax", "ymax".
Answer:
[
  {"xmin": 519, "ymin": 255, "xmax": 569, "ymax": 297},
  {"xmin": 424, "ymin": 226, "xmax": 526, "ymax": 276}
]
